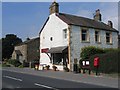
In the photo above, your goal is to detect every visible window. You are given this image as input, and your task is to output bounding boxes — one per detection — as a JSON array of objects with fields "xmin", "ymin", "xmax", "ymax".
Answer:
[
  {"xmin": 63, "ymin": 29, "xmax": 67, "ymax": 39},
  {"xmin": 95, "ymin": 31, "xmax": 100, "ymax": 42},
  {"xmin": 106, "ymin": 32, "xmax": 112, "ymax": 43},
  {"xmin": 50, "ymin": 37, "xmax": 53, "ymax": 41},
  {"xmin": 81, "ymin": 29, "xmax": 89, "ymax": 41}
]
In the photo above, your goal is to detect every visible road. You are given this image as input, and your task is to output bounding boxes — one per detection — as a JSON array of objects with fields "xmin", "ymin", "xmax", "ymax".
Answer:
[{"xmin": 2, "ymin": 70, "xmax": 114, "ymax": 89}]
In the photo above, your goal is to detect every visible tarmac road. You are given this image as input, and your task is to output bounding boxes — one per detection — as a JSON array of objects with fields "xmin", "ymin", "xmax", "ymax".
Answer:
[{"xmin": 2, "ymin": 70, "xmax": 110, "ymax": 89}]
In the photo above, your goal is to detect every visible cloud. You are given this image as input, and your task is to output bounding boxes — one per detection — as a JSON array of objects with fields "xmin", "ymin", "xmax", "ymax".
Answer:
[
  {"xmin": 100, "ymin": 2, "xmax": 118, "ymax": 30},
  {"xmin": 75, "ymin": 2, "xmax": 118, "ymax": 30},
  {"xmin": 76, "ymin": 9, "xmax": 93, "ymax": 18}
]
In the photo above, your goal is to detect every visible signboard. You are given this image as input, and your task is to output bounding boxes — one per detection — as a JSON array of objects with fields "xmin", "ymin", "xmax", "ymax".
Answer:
[
  {"xmin": 41, "ymin": 48, "xmax": 49, "ymax": 53},
  {"xmin": 82, "ymin": 60, "xmax": 89, "ymax": 66}
]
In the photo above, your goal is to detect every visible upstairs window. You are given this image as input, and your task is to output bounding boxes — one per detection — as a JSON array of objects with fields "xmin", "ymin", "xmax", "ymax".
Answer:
[
  {"xmin": 81, "ymin": 29, "xmax": 89, "ymax": 42},
  {"xmin": 50, "ymin": 37, "xmax": 53, "ymax": 41},
  {"xmin": 95, "ymin": 31, "xmax": 100, "ymax": 43},
  {"xmin": 106, "ymin": 32, "xmax": 112, "ymax": 43},
  {"xmin": 63, "ymin": 29, "xmax": 67, "ymax": 39}
]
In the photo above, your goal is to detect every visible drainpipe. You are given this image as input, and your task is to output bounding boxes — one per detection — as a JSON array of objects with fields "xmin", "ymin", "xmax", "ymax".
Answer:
[{"xmin": 68, "ymin": 25, "xmax": 72, "ymax": 71}]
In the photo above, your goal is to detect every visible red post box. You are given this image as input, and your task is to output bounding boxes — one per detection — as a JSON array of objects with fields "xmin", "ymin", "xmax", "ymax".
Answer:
[{"xmin": 94, "ymin": 57, "xmax": 99, "ymax": 67}]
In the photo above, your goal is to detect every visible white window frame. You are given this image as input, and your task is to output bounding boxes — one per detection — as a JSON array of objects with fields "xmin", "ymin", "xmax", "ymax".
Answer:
[
  {"xmin": 95, "ymin": 30, "xmax": 101, "ymax": 43},
  {"xmin": 106, "ymin": 32, "xmax": 112, "ymax": 44},
  {"xmin": 81, "ymin": 28, "xmax": 89, "ymax": 42},
  {"xmin": 63, "ymin": 29, "xmax": 67, "ymax": 39}
]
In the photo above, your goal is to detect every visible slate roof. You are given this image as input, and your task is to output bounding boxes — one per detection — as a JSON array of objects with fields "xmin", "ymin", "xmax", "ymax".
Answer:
[
  {"xmin": 56, "ymin": 13, "xmax": 118, "ymax": 32},
  {"xmin": 16, "ymin": 37, "xmax": 39, "ymax": 46}
]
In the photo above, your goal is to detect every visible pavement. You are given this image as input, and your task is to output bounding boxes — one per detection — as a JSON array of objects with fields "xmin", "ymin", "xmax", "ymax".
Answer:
[{"xmin": 2, "ymin": 67, "xmax": 119, "ymax": 88}]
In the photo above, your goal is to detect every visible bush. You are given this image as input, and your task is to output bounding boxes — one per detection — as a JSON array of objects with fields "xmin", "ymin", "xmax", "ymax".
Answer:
[
  {"xmin": 89, "ymin": 50, "xmax": 120, "ymax": 74},
  {"xmin": 18, "ymin": 65, "xmax": 24, "ymax": 68},
  {"xmin": 103, "ymin": 48, "xmax": 118, "ymax": 53},
  {"xmin": 2, "ymin": 63, "xmax": 11, "ymax": 67},
  {"xmin": 80, "ymin": 46, "xmax": 104, "ymax": 59},
  {"xmin": 8, "ymin": 59, "xmax": 22, "ymax": 67}
]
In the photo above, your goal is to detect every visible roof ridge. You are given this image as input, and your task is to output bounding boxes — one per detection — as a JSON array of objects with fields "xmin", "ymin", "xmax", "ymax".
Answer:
[{"xmin": 59, "ymin": 12, "xmax": 95, "ymax": 21}]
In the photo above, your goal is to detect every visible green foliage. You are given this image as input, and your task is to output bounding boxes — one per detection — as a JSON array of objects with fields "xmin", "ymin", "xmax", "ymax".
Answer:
[
  {"xmin": 80, "ymin": 46, "xmax": 120, "ymax": 74},
  {"xmin": 103, "ymin": 48, "xmax": 118, "ymax": 53},
  {"xmin": 8, "ymin": 59, "xmax": 22, "ymax": 67},
  {"xmin": 2, "ymin": 63, "xmax": 11, "ymax": 67},
  {"xmin": 18, "ymin": 65, "xmax": 24, "ymax": 68},
  {"xmin": 80, "ymin": 46, "xmax": 105, "ymax": 59},
  {"xmin": 80, "ymin": 46, "xmax": 118, "ymax": 60},
  {"xmin": 89, "ymin": 50, "xmax": 120, "ymax": 74},
  {"xmin": 2, "ymin": 34, "xmax": 22, "ymax": 60}
]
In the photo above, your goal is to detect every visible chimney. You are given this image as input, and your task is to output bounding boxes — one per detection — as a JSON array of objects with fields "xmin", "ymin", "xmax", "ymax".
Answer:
[
  {"xmin": 49, "ymin": 1, "xmax": 59, "ymax": 15},
  {"xmin": 108, "ymin": 21, "xmax": 113, "ymax": 28},
  {"xmin": 26, "ymin": 37, "xmax": 30, "ymax": 41},
  {"xmin": 94, "ymin": 9, "xmax": 102, "ymax": 21}
]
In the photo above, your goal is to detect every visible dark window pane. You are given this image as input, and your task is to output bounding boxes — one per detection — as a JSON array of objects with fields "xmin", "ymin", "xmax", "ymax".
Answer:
[
  {"xmin": 82, "ymin": 30, "xmax": 87, "ymax": 41},
  {"xmin": 95, "ymin": 31, "xmax": 99, "ymax": 42},
  {"xmin": 106, "ymin": 33, "xmax": 110, "ymax": 43}
]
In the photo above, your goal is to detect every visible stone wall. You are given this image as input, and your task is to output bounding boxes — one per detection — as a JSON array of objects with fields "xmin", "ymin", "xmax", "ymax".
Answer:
[
  {"xmin": 14, "ymin": 44, "xmax": 27, "ymax": 62},
  {"xmin": 70, "ymin": 25, "xmax": 118, "ymax": 71},
  {"xmin": 27, "ymin": 38, "xmax": 40, "ymax": 62}
]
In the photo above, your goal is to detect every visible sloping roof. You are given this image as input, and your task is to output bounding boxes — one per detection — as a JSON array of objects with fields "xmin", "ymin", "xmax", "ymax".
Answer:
[
  {"xmin": 16, "ymin": 37, "xmax": 39, "ymax": 46},
  {"xmin": 23, "ymin": 37, "xmax": 39, "ymax": 44},
  {"xmin": 56, "ymin": 13, "xmax": 118, "ymax": 32},
  {"xmin": 47, "ymin": 46, "xmax": 67, "ymax": 53}
]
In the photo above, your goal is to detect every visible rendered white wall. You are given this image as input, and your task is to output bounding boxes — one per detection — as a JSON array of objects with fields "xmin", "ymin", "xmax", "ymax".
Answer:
[{"xmin": 40, "ymin": 13, "xmax": 68, "ymax": 67}]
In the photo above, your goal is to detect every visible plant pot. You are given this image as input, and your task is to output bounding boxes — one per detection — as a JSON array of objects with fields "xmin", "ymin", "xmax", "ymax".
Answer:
[
  {"xmin": 46, "ymin": 67, "xmax": 49, "ymax": 70},
  {"xmin": 53, "ymin": 68, "xmax": 56, "ymax": 71}
]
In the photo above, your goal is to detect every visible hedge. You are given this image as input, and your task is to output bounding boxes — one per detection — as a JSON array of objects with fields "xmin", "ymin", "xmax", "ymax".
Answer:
[
  {"xmin": 89, "ymin": 50, "xmax": 120, "ymax": 74},
  {"xmin": 80, "ymin": 46, "xmax": 105, "ymax": 60},
  {"xmin": 80, "ymin": 46, "xmax": 119, "ymax": 74},
  {"xmin": 80, "ymin": 46, "xmax": 118, "ymax": 60},
  {"xmin": 8, "ymin": 59, "xmax": 22, "ymax": 67}
]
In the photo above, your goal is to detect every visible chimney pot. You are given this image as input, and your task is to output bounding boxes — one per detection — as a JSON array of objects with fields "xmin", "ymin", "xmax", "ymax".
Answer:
[
  {"xmin": 108, "ymin": 21, "xmax": 113, "ymax": 28},
  {"xmin": 94, "ymin": 9, "xmax": 102, "ymax": 21}
]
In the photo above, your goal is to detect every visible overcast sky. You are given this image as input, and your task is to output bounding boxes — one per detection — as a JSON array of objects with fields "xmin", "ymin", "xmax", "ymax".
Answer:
[{"xmin": 2, "ymin": 1, "xmax": 119, "ymax": 41}]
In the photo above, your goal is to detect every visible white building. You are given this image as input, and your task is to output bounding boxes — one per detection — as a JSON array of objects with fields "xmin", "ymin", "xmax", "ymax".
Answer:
[{"xmin": 39, "ymin": 2, "xmax": 119, "ymax": 71}]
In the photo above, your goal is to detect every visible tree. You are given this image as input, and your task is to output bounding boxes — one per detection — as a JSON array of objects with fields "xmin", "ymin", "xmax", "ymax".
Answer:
[{"xmin": 2, "ymin": 34, "xmax": 22, "ymax": 60}]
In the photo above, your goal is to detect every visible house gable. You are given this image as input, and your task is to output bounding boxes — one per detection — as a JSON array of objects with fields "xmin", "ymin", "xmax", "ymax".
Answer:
[{"xmin": 40, "ymin": 13, "xmax": 69, "ymax": 48}]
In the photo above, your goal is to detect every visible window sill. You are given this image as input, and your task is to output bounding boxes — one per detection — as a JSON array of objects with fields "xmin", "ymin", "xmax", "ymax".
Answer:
[
  {"xmin": 95, "ymin": 42, "xmax": 101, "ymax": 44},
  {"xmin": 106, "ymin": 43, "xmax": 113, "ymax": 45},
  {"xmin": 81, "ymin": 41, "xmax": 90, "ymax": 43}
]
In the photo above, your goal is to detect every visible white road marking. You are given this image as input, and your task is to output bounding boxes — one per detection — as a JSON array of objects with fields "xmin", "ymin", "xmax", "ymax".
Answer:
[
  {"xmin": 3, "ymin": 75, "xmax": 22, "ymax": 82},
  {"xmin": 34, "ymin": 83, "xmax": 59, "ymax": 90}
]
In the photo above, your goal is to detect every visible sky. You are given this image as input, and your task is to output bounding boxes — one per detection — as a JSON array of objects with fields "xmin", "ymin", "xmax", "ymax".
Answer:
[
  {"xmin": 0, "ymin": 1, "xmax": 2, "ymax": 39},
  {"xmin": 2, "ymin": 1, "xmax": 119, "ymax": 41}
]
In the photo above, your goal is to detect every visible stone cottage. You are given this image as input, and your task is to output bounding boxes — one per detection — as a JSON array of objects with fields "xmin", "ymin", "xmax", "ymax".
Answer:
[
  {"xmin": 12, "ymin": 37, "xmax": 40, "ymax": 66},
  {"xmin": 39, "ymin": 1, "xmax": 119, "ymax": 71}
]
